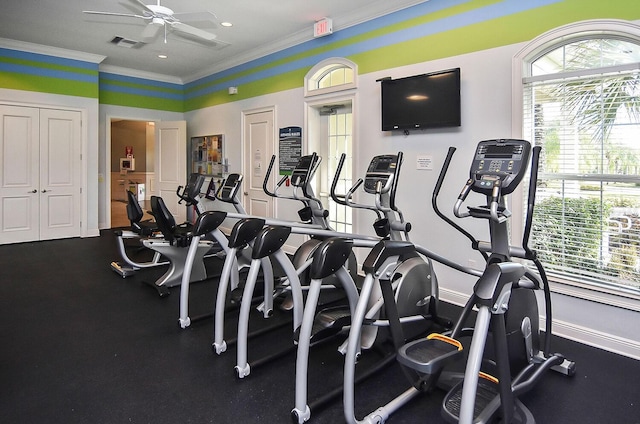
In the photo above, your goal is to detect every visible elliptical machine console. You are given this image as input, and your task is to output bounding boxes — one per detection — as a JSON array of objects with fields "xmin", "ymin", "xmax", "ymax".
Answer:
[
  {"xmin": 212, "ymin": 173, "xmax": 243, "ymax": 204},
  {"xmin": 470, "ymin": 139, "xmax": 531, "ymax": 195},
  {"xmin": 363, "ymin": 154, "xmax": 399, "ymax": 194},
  {"xmin": 290, "ymin": 154, "xmax": 319, "ymax": 189},
  {"xmin": 456, "ymin": 139, "xmax": 532, "ymax": 224}
]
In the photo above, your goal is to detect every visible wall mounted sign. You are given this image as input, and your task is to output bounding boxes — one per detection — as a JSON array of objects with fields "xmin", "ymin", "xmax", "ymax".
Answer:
[{"xmin": 278, "ymin": 126, "xmax": 302, "ymax": 175}]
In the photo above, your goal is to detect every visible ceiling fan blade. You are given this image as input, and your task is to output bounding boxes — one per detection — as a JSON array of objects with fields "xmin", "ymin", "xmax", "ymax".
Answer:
[
  {"xmin": 172, "ymin": 11, "xmax": 219, "ymax": 28},
  {"xmin": 170, "ymin": 22, "xmax": 217, "ymax": 41},
  {"xmin": 140, "ymin": 22, "xmax": 163, "ymax": 41},
  {"xmin": 83, "ymin": 10, "xmax": 146, "ymax": 19},
  {"xmin": 127, "ymin": 0, "xmax": 155, "ymax": 15}
]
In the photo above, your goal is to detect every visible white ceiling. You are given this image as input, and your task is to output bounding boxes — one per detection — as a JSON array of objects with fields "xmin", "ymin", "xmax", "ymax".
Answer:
[{"xmin": 0, "ymin": 0, "xmax": 426, "ymax": 82}]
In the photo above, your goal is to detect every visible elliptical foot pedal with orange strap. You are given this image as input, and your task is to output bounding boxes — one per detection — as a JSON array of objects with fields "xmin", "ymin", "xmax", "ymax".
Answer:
[
  {"xmin": 397, "ymin": 333, "xmax": 462, "ymax": 374},
  {"xmin": 442, "ymin": 373, "xmax": 535, "ymax": 424}
]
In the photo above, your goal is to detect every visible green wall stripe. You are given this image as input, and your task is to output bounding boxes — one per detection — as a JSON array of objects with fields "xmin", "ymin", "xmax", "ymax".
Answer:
[
  {"xmin": 186, "ymin": 68, "xmax": 306, "ymax": 110},
  {"xmin": 99, "ymin": 90, "xmax": 184, "ymax": 112},
  {"xmin": 101, "ymin": 77, "xmax": 183, "ymax": 95},
  {"xmin": 0, "ymin": 72, "xmax": 98, "ymax": 98}
]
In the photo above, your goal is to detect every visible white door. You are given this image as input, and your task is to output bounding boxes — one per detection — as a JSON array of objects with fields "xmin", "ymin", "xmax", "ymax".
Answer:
[
  {"xmin": 243, "ymin": 110, "xmax": 275, "ymax": 218},
  {"xmin": 39, "ymin": 108, "xmax": 82, "ymax": 241},
  {"xmin": 0, "ymin": 105, "xmax": 40, "ymax": 243},
  {"xmin": 155, "ymin": 120, "xmax": 187, "ymax": 223},
  {"xmin": 0, "ymin": 106, "xmax": 81, "ymax": 244}
]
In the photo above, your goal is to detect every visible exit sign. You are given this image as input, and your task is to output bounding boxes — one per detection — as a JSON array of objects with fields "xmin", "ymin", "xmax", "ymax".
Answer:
[{"xmin": 314, "ymin": 18, "xmax": 333, "ymax": 38}]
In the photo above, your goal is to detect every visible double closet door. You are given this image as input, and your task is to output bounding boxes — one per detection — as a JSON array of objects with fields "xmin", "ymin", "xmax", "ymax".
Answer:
[{"xmin": 0, "ymin": 105, "xmax": 82, "ymax": 245}]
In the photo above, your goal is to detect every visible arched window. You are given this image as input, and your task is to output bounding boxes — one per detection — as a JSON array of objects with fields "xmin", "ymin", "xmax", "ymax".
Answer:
[
  {"xmin": 305, "ymin": 57, "xmax": 357, "ymax": 97},
  {"xmin": 514, "ymin": 20, "xmax": 640, "ymax": 296}
]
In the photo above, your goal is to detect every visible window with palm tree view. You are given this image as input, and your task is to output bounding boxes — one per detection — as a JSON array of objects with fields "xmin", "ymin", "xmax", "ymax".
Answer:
[{"xmin": 523, "ymin": 37, "xmax": 640, "ymax": 294}]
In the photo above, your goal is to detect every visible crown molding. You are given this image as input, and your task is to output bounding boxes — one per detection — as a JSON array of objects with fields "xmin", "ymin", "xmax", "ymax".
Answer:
[
  {"xmin": 0, "ymin": 37, "xmax": 106, "ymax": 64},
  {"xmin": 99, "ymin": 64, "xmax": 184, "ymax": 85}
]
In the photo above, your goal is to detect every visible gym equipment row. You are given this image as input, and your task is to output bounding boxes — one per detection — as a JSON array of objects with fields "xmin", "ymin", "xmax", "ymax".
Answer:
[{"xmin": 110, "ymin": 138, "xmax": 575, "ymax": 424}]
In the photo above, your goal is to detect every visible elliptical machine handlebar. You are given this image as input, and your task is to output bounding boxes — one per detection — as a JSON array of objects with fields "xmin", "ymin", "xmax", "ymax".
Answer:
[
  {"xmin": 434, "ymin": 147, "xmax": 487, "ymax": 259},
  {"xmin": 262, "ymin": 155, "xmax": 283, "ymax": 198},
  {"xmin": 330, "ymin": 153, "xmax": 349, "ymax": 206},
  {"xmin": 263, "ymin": 153, "xmax": 322, "ymax": 204},
  {"xmin": 262, "ymin": 153, "xmax": 329, "ymax": 224},
  {"xmin": 452, "ymin": 178, "xmax": 474, "ymax": 219},
  {"xmin": 331, "ymin": 154, "xmax": 381, "ymax": 218},
  {"xmin": 523, "ymin": 145, "xmax": 542, "ymax": 257},
  {"xmin": 331, "ymin": 152, "xmax": 414, "ymax": 238}
]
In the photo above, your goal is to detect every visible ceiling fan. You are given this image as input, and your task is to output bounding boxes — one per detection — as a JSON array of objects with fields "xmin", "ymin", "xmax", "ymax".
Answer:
[{"xmin": 83, "ymin": 0, "xmax": 228, "ymax": 45}]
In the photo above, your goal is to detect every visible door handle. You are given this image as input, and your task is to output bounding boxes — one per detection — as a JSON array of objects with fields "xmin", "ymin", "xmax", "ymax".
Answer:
[
  {"xmin": 243, "ymin": 192, "xmax": 248, "ymax": 195},
  {"xmin": 29, "ymin": 189, "xmax": 37, "ymax": 193},
  {"xmin": 42, "ymin": 189, "xmax": 50, "ymax": 193}
]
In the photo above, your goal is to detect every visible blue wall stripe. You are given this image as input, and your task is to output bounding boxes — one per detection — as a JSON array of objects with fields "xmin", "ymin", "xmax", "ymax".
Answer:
[
  {"xmin": 0, "ymin": 62, "xmax": 98, "ymax": 83},
  {"xmin": 0, "ymin": 47, "xmax": 98, "ymax": 71}
]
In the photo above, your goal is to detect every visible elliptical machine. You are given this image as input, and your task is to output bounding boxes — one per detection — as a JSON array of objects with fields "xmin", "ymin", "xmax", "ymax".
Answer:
[
  {"xmin": 396, "ymin": 139, "xmax": 575, "ymax": 424},
  {"xmin": 292, "ymin": 152, "xmax": 455, "ymax": 423}
]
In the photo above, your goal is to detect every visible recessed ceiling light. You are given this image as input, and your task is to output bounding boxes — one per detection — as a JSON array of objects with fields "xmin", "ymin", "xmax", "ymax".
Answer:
[
  {"xmin": 158, "ymin": 54, "xmax": 168, "ymax": 59},
  {"xmin": 221, "ymin": 22, "xmax": 232, "ymax": 27}
]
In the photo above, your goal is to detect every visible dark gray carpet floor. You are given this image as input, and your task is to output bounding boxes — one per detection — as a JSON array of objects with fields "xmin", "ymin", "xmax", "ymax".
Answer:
[{"xmin": 1, "ymin": 231, "xmax": 638, "ymax": 423}]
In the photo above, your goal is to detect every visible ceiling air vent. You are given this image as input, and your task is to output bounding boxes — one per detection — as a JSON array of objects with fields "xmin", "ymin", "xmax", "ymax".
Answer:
[{"xmin": 110, "ymin": 36, "xmax": 143, "ymax": 48}]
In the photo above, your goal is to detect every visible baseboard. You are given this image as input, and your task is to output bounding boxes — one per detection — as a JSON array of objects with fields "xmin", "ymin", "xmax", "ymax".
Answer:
[
  {"xmin": 546, "ymin": 318, "xmax": 640, "ymax": 361},
  {"xmin": 439, "ymin": 287, "xmax": 640, "ymax": 361}
]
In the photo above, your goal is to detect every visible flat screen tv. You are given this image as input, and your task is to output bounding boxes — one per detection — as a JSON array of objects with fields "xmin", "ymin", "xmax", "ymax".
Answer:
[{"xmin": 381, "ymin": 67, "xmax": 461, "ymax": 131}]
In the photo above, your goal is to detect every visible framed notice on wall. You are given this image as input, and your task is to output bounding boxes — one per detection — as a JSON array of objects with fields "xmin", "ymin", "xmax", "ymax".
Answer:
[{"xmin": 278, "ymin": 126, "xmax": 302, "ymax": 175}]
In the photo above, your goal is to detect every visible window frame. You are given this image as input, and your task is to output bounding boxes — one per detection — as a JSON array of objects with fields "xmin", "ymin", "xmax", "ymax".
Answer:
[
  {"xmin": 512, "ymin": 19, "xmax": 640, "ymax": 311},
  {"xmin": 304, "ymin": 57, "xmax": 357, "ymax": 97}
]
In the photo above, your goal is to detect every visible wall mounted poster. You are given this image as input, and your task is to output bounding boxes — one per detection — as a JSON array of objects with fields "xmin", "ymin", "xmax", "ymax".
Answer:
[{"xmin": 278, "ymin": 126, "xmax": 302, "ymax": 175}]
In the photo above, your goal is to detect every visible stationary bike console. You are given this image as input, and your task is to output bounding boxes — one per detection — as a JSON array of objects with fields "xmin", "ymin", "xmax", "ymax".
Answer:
[
  {"xmin": 363, "ymin": 154, "xmax": 399, "ymax": 194},
  {"xmin": 469, "ymin": 139, "xmax": 531, "ymax": 195}
]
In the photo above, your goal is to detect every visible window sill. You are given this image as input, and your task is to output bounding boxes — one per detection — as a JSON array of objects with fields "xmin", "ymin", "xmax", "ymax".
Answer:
[{"xmin": 548, "ymin": 273, "xmax": 640, "ymax": 312}]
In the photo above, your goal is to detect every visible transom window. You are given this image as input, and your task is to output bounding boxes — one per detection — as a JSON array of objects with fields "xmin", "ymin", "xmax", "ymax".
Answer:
[
  {"xmin": 305, "ymin": 57, "xmax": 357, "ymax": 97},
  {"xmin": 522, "ymin": 35, "xmax": 640, "ymax": 294}
]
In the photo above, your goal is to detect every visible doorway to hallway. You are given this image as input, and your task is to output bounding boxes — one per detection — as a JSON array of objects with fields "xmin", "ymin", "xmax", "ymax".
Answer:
[{"xmin": 109, "ymin": 119, "xmax": 155, "ymax": 228}]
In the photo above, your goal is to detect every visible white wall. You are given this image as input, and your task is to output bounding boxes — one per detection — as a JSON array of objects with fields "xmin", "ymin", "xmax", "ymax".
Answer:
[{"xmin": 185, "ymin": 43, "xmax": 640, "ymax": 359}]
